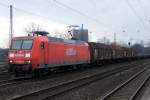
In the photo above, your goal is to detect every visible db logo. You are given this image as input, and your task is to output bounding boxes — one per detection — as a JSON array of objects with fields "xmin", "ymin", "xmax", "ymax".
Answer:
[{"xmin": 66, "ymin": 48, "xmax": 77, "ymax": 56}]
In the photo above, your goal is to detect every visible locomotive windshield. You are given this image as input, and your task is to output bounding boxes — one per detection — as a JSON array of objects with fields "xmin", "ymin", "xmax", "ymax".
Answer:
[
  {"xmin": 22, "ymin": 40, "xmax": 33, "ymax": 49},
  {"xmin": 11, "ymin": 40, "xmax": 22, "ymax": 49},
  {"xmin": 11, "ymin": 40, "xmax": 33, "ymax": 50}
]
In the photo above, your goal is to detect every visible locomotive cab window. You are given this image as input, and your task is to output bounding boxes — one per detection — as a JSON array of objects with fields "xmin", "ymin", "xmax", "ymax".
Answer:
[
  {"xmin": 40, "ymin": 42, "xmax": 45, "ymax": 49},
  {"xmin": 11, "ymin": 40, "xmax": 22, "ymax": 50},
  {"xmin": 22, "ymin": 40, "xmax": 33, "ymax": 50},
  {"xmin": 11, "ymin": 40, "xmax": 33, "ymax": 50}
]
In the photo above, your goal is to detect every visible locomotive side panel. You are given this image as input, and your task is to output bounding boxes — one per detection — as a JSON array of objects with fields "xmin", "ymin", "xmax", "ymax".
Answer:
[
  {"xmin": 76, "ymin": 43, "xmax": 90, "ymax": 64},
  {"xmin": 31, "ymin": 36, "xmax": 49, "ymax": 69},
  {"xmin": 46, "ymin": 42, "xmax": 64, "ymax": 67},
  {"xmin": 46, "ymin": 40, "xmax": 90, "ymax": 68}
]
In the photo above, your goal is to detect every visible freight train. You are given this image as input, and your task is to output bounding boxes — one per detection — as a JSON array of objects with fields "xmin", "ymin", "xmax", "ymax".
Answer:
[{"xmin": 8, "ymin": 31, "xmax": 135, "ymax": 78}]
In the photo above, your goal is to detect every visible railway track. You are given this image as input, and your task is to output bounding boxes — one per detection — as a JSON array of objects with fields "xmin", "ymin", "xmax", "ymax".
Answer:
[
  {"xmin": 0, "ymin": 61, "xmax": 8, "ymax": 72},
  {"xmin": 100, "ymin": 65, "xmax": 150, "ymax": 100},
  {"xmin": 0, "ymin": 63, "xmax": 9, "ymax": 80},
  {"xmin": 0, "ymin": 60, "xmax": 141, "ymax": 88},
  {"xmin": 0, "ymin": 79, "xmax": 15, "ymax": 87},
  {"xmin": 0, "ymin": 61, "xmax": 8, "ymax": 73},
  {"xmin": 11, "ymin": 61, "xmax": 147, "ymax": 100},
  {"xmin": 0, "ymin": 61, "xmax": 7, "ymax": 66},
  {"xmin": 0, "ymin": 67, "xmax": 8, "ymax": 72},
  {"xmin": 0, "ymin": 71, "xmax": 8, "ymax": 78},
  {"xmin": 0, "ymin": 62, "xmax": 9, "ymax": 81},
  {"xmin": 0, "ymin": 59, "xmax": 148, "ymax": 100}
]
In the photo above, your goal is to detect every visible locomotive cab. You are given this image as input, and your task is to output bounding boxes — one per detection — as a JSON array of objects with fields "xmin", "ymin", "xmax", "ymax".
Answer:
[
  {"xmin": 8, "ymin": 31, "xmax": 49, "ymax": 77},
  {"xmin": 9, "ymin": 39, "xmax": 33, "ymax": 64},
  {"xmin": 8, "ymin": 37, "xmax": 34, "ymax": 77}
]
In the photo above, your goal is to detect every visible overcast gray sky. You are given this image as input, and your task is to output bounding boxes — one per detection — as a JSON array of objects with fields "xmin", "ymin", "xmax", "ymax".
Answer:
[{"xmin": 0, "ymin": 0, "xmax": 150, "ymax": 48}]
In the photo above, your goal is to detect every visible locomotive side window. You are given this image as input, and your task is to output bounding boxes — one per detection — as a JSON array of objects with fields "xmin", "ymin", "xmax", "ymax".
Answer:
[
  {"xmin": 11, "ymin": 40, "xmax": 22, "ymax": 50},
  {"xmin": 40, "ymin": 42, "xmax": 45, "ymax": 49},
  {"xmin": 22, "ymin": 40, "xmax": 33, "ymax": 50}
]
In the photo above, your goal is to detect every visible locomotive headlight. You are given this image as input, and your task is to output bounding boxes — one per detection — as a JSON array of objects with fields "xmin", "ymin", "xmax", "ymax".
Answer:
[
  {"xmin": 9, "ymin": 53, "xmax": 14, "ymax": 58},
  {"xmin": 26, "ymin": 60, "xmax": 31, "ymax": 63},
  {"xmin": 25, "ymin": 53, "xmax": 31, "ymax": 58},
  {"xmin": 9, "ymin": 60, "xmax": 13, "ymax": 63}
]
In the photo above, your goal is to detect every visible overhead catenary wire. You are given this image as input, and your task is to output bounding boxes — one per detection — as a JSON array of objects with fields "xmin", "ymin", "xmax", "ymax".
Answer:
[
  {"xmin": 0, "ymin": 2, "xmax": 8, "ymax": 8},
  {"xmin": 87, "ymin": 0, "xmax": 97, "ymax": 9},
  {"xmin": 136, "ymin": 0, "xmax": 149, "ymax": 20},
  {"xmin": 125, "ymin": 0, "xmax": 150, "ymax": 33},
  {"xmin": 0, "ymin": 1, "xmax": 115, "ymax": 33},
  {"xmin": 52, "ymin": 0, "xmax": 115, "ymax": 31},
  {"xmin": 0, "ymin": 2, "xmax": 68, "ymax": 25}
]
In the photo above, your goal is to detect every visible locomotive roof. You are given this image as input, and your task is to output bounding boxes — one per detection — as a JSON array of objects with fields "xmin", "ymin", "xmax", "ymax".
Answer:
[
  {"xmin": 12, "ymin": 36, "xmax": 34, "ymax": 40},
  {"xmin": 48, "ymin": 36, "xmax": 87, "ymax": 44},
  {"xmin": 12, "ymin": 36, "xmax": 87, "ymax": 45},
  {"xmin": 33, "ymin": 31, "xmax": 49, "ymax": 36}
]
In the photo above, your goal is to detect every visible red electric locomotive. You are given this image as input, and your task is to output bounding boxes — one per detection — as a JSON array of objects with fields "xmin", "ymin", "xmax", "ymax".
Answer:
[{"xmin": 8, "ymin": 31, "xmax": 90, "ymax": 77}]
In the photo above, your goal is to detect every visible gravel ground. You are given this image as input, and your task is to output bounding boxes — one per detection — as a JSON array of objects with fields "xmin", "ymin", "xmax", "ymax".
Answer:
[
  {"xmin": 0, "ymin": 59, "xmax": 149, "ymax": 100},
  {"xmin": 0, "ymin": 60, "xmax": 144, "ymax": 100},
  {"xmin": 135, "ymin": 76, "xmax": 150, "ymax": 100},
  {"xmin": 50, "ymin": 62, "xmax": 150, "ymax": 100}
]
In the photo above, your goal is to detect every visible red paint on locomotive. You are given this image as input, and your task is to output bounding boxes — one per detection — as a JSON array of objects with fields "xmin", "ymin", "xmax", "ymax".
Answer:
[{"xmin": 8, "ymin": 34, "xmax": 90, "ymax": 77}]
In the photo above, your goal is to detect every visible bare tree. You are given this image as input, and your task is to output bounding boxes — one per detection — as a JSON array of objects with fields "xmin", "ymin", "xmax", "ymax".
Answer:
[{"xmin": 24, "ymin": 22, "xmax": 43, "ymax": 36}]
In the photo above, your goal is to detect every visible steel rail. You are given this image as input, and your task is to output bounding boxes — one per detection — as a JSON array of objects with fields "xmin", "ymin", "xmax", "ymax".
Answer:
[
  {"xmin": 12, "ymin": 63, "xmax": 142, "ymax": 100},
  {"xmin": 100, "ymin": 67, "xmax": 149, "ymax": 100}
]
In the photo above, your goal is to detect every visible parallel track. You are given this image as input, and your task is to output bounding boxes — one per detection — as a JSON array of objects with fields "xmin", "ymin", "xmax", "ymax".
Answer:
[
  {"xmin": 12, "ymin": 62, "xmax": 144, "ymax": 100},
  {"xmin": 0, "ymin": 60, "xmax": 148, "ymax": 100},
  {"xmin": 0, "ymin": 62, "xmax": 9, "ymax": 80},
  {"xmin": 0, "ymin": 60, "xmax": 142, "ymax": 90},
  {"xmin": 0, "ymin": 61, "xmax": 8, "ymax": 72},
  {"xmin": 0, "ymin": 79, "xmax": 14, "ymax": 85},
  {"xmin": 100, "ymin": 66, "xmax": 150, "ymax": 100}
]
